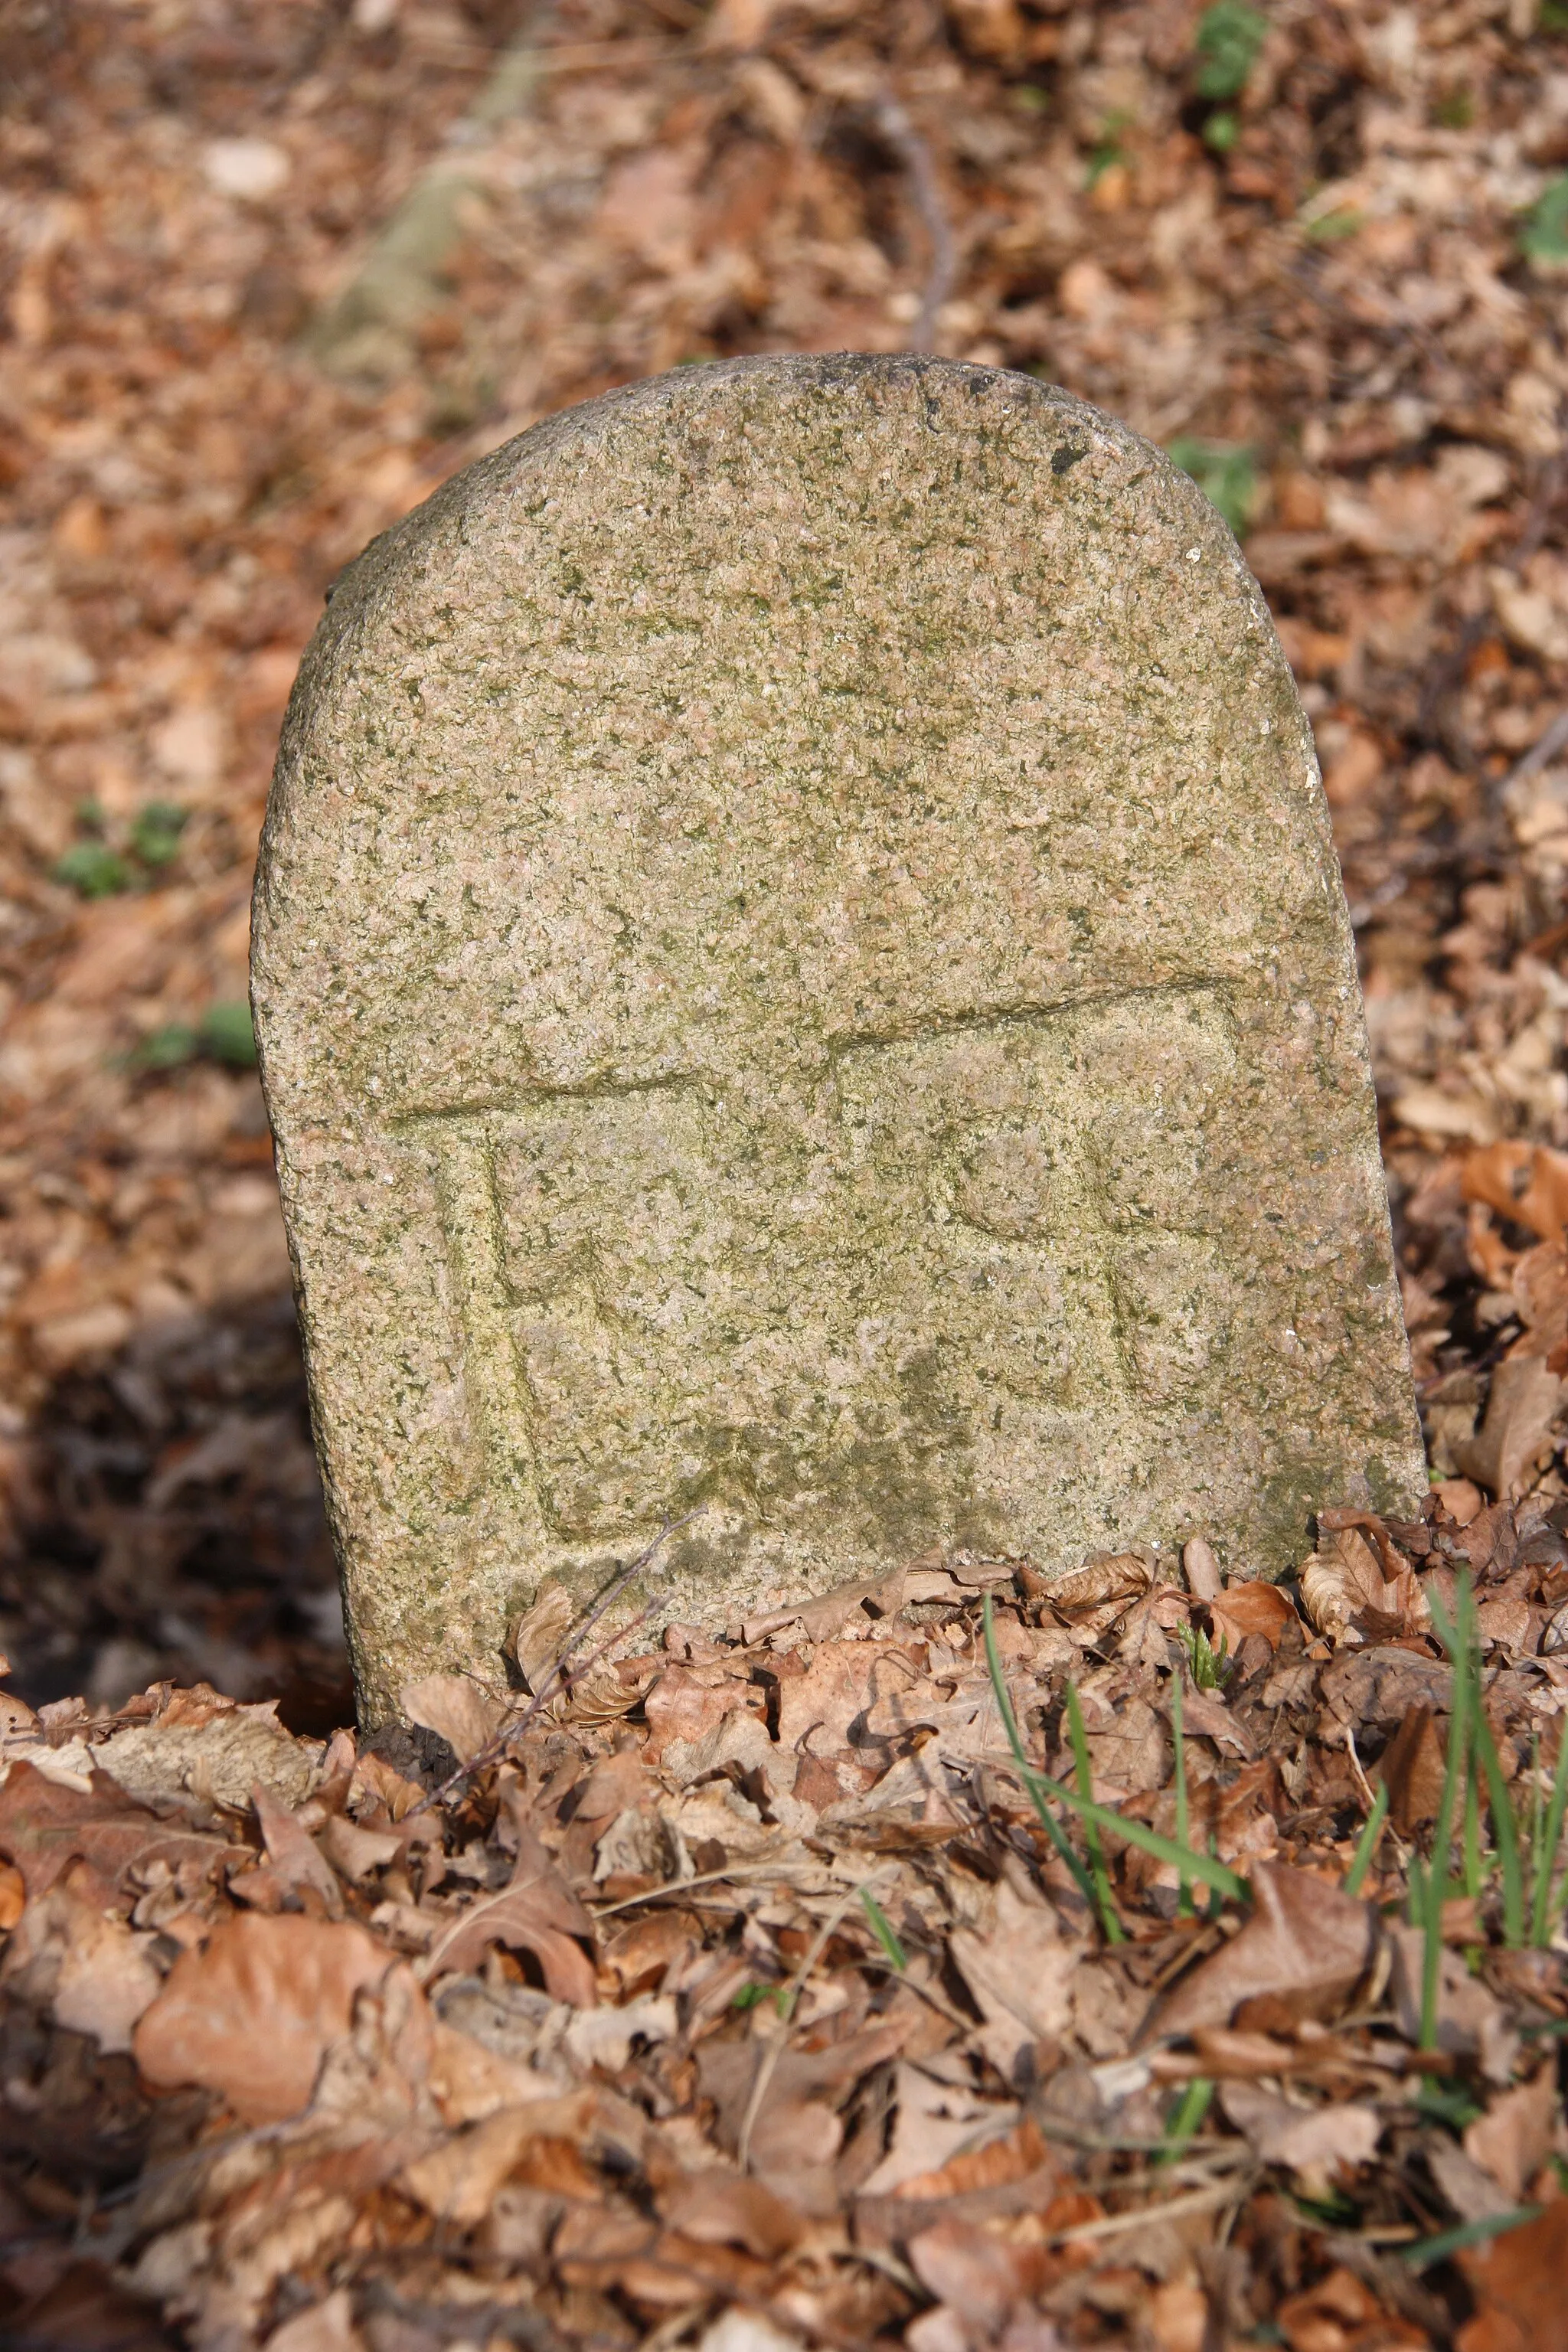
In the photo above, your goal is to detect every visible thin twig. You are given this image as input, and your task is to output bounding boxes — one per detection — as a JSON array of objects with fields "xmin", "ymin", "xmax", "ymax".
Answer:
[
  {"xmin": 407, "ymin": 1514, "xmax": 698, "ymax": 1817},
  {"xmin": 874, "ymin": 93, "xmax": 956, "ymax": 353}
]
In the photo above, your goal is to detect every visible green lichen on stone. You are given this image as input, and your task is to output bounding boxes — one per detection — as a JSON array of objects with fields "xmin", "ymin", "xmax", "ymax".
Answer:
[{"xmin": 252, "ymin": 354, "xmax": 1425, "ymax": 1723}]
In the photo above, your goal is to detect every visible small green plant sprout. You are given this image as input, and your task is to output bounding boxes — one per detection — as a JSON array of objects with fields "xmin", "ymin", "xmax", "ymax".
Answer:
[
  {"xmin": 54, "ymin": 841, "xmax": 130, "ymax": 899},
  {"xmin": 981, "ymin": 1596, "xmax": 1250, "ymax": 1935},
  {"xmin": 1086, "ymin": 111, "xmax": 1132, "ymax": 187},
  {"xmin": 1302, "ymin": 206, "xmax": 1364, "ymax": 243},
  {"xmin": 1520, "ymin": 176, "xmax": 1568, "ymax": 263},
  {"xmin": 1203, "ymin": 110, "xmax": 1240, "ymax": 152},
  {"xmin": 1158, "ymin": 2073, "xmax": 1214, "ymax": 2164},
  {"xmin": 860, "ymin": 1888, "xmax": 907, "ymax": 1971},
  {"xmin": 129, "ymin": 800, "xmax": 189, "ymax": 868},
  {"xmin": 1176, "ymin": 1615, "xmax": 1234, "ymax": 1690},
  {"xmin": 1165, "ymin": 439, "xmax": 1259, "ymax": 538},
  {"xmin": 1193, "ymin": 1, "xmax": 1268, "ymax": 101},
  {"xmin": 732, "ymin": 1981, "xmax": 789, "ymax": 2015}
]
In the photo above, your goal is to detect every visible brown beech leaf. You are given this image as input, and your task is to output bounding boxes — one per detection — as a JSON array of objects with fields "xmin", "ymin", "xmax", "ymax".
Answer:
[
  {"xmin": 2, "ymin": 1860, "xmax": 162, "ymax": 2053},
  {"xmin": 1463, "ymin": 2067, "xmax": 1559, "ymax": 2202},
  {"xmin": 1151, "ymin": 1865, "xmax": 1378, "ymax": 2040},
  {"xmin": 1172, "ymin": 1683, "xmax": 1256, "ymax": 1759},
  {"xmin": 0, "ymin": 1758, "xmax": 230, "ymax": 1906},
  {"xmin": 1462, "ymin": 1142, "xmax": 1568, "ymax": 1246},
  {"xmin": 1220, "ymin": 2081, "xmax": 1380, "ymax": 2177},
  {"xmin": 657, "ymin": 2171, "xmax": 812, "ymax": 2258},
  {"xmin": 133, "ymin": 1912, "xmax": 391, "ymax": 2121},
  {"xmin": 233, "ymin": 1782, "xmax": 344, "ymax": 1917},
  {"xmin": 506, "ymin": 1580, "xmax": 575, "ymax": 1693},
  {"xmin": 398, "ymin": 2092, "xmax": 596, "ymax": 2226},
  {"xmin": 1037, "ymin": 1551, "xmax": 1152, "ymax": 1612},
  {"xmin": 1207, "ymin": 1581, "xmax": 1297, "ymax": 1654},
  {"xmin": 400, "ymin": 1674, "xmax": 503, "ymax": 1765},
  {"xmin": 1379, "ymin": 1704, "xmax": 1449, "ymax": 1834},
  {"xmin": 948, "ymin": 1877, "xmax": 1082, "ymax": 2086},
  {"xmin": 419, "ymin": 1824, "xmax": 596, "ymax": 2004},
  {"xmin": 906, "ymin": 2215, "xmax": 1053, "ymax": 2337},
  {"xmin": 1456, "ymin": 2200, "xmax": 1568, "ymax": 2352},
  {"xmin": 1454, "ymin": 1354, "xmax": 1566, "ymax": 1498}
]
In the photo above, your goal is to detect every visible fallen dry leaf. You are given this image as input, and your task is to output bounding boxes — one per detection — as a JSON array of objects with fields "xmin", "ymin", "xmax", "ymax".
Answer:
[
  {"xmin": 1220, "ymin": 2080, "xmax": 1380, "ymax": 2178},
  {"xmin": 1463, "ymin": 2067, "xmax": 1560, "ymax": 2202},
  {"xmin": 1152, "ymin": 1866, "xmax": 1378, "ymax": 2040},
  {"xmin": 1455, "ymin": 1354, "xmax": 1566, "ymax": 1498},
  {"xmin": 1207, "ymin": 1580, "xmax": 1298, "ymax": 1653},
  {"xmin": 1457, "ymin": 2201, "xmax": 1568, "ymax": 2352},
  {"xmin": 2, "ymin": 1860, "xmax": 162, "ymax": 2052},
  {"xmin": 133, "ymin": 1912, "xmax": 391, "ymax": 2121},
  {"xmin": 949, "ymin": 1876, "xmax": 1082, "ymax": 2086},
  {"xmin": 0, "ymin": 1758, "xmax": 230, "ymax": 1905},
  {"xmin": 398, "ymin": 2092, "xmax": 595, "ymax": 2226},
  {"xmin": 419, "ymin": 1823, "xmax": 596, "ymax": 2004},
  {"xmin": 400, "ymin": 1672, "xmax": 503, "ymax": 1765}
]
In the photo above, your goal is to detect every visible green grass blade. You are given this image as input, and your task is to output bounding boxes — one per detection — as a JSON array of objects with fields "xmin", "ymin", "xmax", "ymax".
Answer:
[
  {"xmin": 1171, "ymin": 1670, "xmax": 1193, "ymax": 1920},
  {"xmin": 981, "ymin": 1595, "xmax": 1099, "ymax": 1918},
  {"xmin": 1401, "ymin": 2206, "xmax": 1543, "ymax": 2270},
  {"xmin": 1344, "ymin": 1781, "xmax": 1389, "ymax": 1897},
  {"xmin": 1021, "ymin": 1757, "xmax": 1247, "ymax": 1900},
  {"xmin": 1158, "ymin": 2074, "xmax": 1214, "ymax": 2164},
  {"xmin": 1067, "ymin": 1681, "xmax": 1125, "ymax": 1944},
  {"xmin": 981, "ymin": 1598, "xmax": 1250, "ymax": 1908},
  {"xmin": 1530, "ymin": 1717, "xmax": 1568, "ymax": 1946},
  {"xmin": 860, "ymin": 1888, "xmax": 907, "ymax": 1971},
  {"xmin": 1472, "ymin": 1699, "xmax": 1524, "ymax": 1945},
  {"xmin": 1423, "ymin": 1578, "xmax": 1472, "ymax": 2050}
]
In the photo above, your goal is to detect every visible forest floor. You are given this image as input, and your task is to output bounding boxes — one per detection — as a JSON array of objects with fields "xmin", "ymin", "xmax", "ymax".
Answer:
[{"xmin": 3, "ymin": 0, "xmax": 1568, "ymax": 2346}]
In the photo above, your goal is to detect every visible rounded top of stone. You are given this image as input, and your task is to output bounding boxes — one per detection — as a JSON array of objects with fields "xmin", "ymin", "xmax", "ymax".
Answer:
[{"xmin": 254, "ymin": 354, "xmax": 1316, "ymax": 1129}]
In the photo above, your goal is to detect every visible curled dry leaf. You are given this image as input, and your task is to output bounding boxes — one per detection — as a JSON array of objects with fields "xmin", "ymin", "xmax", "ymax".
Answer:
[
  {"xmin": 133, "ymin": 1912, "xmax": 392, "ymax": 2122},
  {"xmin": 948, "ymin": 1877, "xmax": 1082, "ymax": 2086},
  {"xmin": 419, "ymin": 1824, "xmax": 596, "ymax": 2005},
  {"xmin": 1152, "ymin": 1865, "xmax": 1379, "ymax": 2041},
  {"xmin": 1461, "ymin": 1141, "xmax": 1568, "ymax": 1245},
  {"xmin": 235, "ymin": 1782, "xmax": 344, "ymax": 1917},
  {"xmin": 907, "ymin": 2214, "xmax": 1053, "ymax": 2339},
  {"xmin": 2, "ymin": 1860, "xmax": 162, "ymax": 2052},
  {"xmin": 507, "ymin": 1580, "xmax": 575, "ymax": 1694},
  {"xmin": 1207, "ymin": 1580, "xmax": 1298, "ymax": 1653},
  {"xmin": 1454, "ymin": 1353, "xmax": 1566, "ymax": 1498},
  {"xmin": 1299, "ymin": 1526, "xmax": 1429, "ymax": 1638},
  {"xmin": 1379, "ymin": 1704, "xmax": 1449, "ymax": 1833},
  {"xmin": 0, "ymin": 1757, "xmax": 232, "ymax": 1905},
  {"xmin": 1462, "ymin": 2069, "xmax": 1559, "ymax": 2202},
  {"xmin": 1037, "ymin": 1551, "xmax": 1152, "ymax": 1612},
  {"xmin": 397, "ymin": 2092, "xmax": 596, "ymax": 2227},
  {"xmin": 1182, "ymin": 1536, "xmax": 1223, "ymax": 1601},
  {"xmin": 400, "ymin": 1673, "xmax": 503, "ymax": 1766}
]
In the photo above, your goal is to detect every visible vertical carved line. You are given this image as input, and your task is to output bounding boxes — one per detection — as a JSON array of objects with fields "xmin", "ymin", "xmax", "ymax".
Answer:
[{"xmin": 423, "ymin": 1118, "xmax": 550, "ymax": 1557}]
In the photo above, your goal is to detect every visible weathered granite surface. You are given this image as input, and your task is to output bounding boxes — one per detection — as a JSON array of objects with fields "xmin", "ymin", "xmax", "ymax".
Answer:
[{"xmin": 252, "ymin": 353, "xmax": 1425, "ymax": 1722}]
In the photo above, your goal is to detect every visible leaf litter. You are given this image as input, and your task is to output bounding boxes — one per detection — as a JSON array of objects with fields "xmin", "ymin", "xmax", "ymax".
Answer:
[
  {"xmin": 0, "ymin": 1534, "xmax": 1558, "ymax": 2350},
  {"xmin": 5, "ymin": 0, "xmax": 1568, "ymax": 2344}
]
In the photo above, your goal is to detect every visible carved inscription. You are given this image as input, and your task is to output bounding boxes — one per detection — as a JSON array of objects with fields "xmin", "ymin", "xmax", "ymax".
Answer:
[{"xmin": 403, "ymin": 986, "xmax": 1241, "ymax": 1551}]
